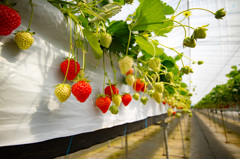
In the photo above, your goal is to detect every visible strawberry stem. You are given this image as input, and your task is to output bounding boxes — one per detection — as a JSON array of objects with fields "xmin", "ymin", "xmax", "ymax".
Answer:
[
  {"xmin": 125, "ymin": 26, "xmax": 132, "ymax": 56},
  {"xmin": 27, "ymin": 0, "xmax": 34, "ymax": 32},
  {"xmin": 171, "ymin": 0, "xmax": 182, "ymax": 19},
  {"xmin": 102, "ymin": 52, "xmax": 106, "ymax": 94},
  {"xmin": 173, "ymin": 20, "xmax": 187, "ymax": 38},
  {"xmin": 106, "ymin": 51, "xmax": 117, "ymax": 83},
  {"xmin": 175, "ymin": 8, "xmax": 215, "ymax": 17}
]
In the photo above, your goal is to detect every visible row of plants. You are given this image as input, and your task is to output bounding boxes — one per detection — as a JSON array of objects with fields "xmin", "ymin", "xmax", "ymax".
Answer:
[
  {"xmin": 0, "ymin": 0, "xmax": 226, "ymax": 115},
  {"xmin": 194, "ymin": 66, "xmax": 240, "ymax": 109}
]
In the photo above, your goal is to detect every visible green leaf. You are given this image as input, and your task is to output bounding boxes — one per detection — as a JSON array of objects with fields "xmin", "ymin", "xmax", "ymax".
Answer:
[
  {"xmin": 132, "ymin": 0, "xmax": 166, "ymax": 31},
  {"xmin": 83, "ymin": 29, "xmax": 103, "ymax": 59},
  {"xmin": 78, "ymin": 14, "xmax": 89, "ymax": 29},
  {"xmin": 161, "ymin": 2, "xmax": 174, "ymax": 15},
  {"xmin": 174, "ymin": 53, "xmax": 183, "ymax": 61},
  {"xmin": 231, "ymin": 65, "xmax": 237, "ymax": 70},
  {"xmin": 165, "ymin": 85, "xmax": 176, "ymax": 94},
  {"xmin": 89, "ymin": 3, "xmax": 122, "ymax": 23},
  {"xmin": 180, "ymin": 82, "xmax": 188, "ymax": 88},
  {"xmin": 107, "ymin": 20, "xmax": 135, "ymax": 53},
  {"xmin": 154, "ymin": 20, "xmax": 174, "ymax": 36},
  {"xmin": 135, "ymin": 36, "xmax": 164, "ymax": 57},
  {"xmin": 161, "ymin": 56, "xmax": 175, "ymax": 68},
  {"xmin": 168, "ymin": 65, "xmax": 179, "ymax": 75},
  {"xmin": 113, "ymin": 0, "xmax": 124, "ymax": 5}
]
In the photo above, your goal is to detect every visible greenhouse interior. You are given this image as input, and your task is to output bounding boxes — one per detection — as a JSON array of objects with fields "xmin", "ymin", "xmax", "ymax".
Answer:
[{"xmin": 0, "ymin": 0, "xmax": 240, "ymax": 158}]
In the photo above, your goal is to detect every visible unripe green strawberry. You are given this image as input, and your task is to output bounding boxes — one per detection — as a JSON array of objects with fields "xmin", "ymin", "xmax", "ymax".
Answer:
[
  {"xmin": 140, "ymin": 96, "xmax": 148, "ymax": 105},
  {"xmin": 15, "ymin": 31, "xmax": 34, "ymax": 50},
  {"xmin": 118, "ymin": 56, "xmax": 134, "ymax": 75},
  {"xmin": 133, "ymin": 93, "xmax": 140, "ymax": 100},
  {"xmin": 125, "ymin": 0, "xmax": 133, "ymax": 4},
  {"xmin": 181, "ymin": 66, "xmax": 191, "ymax": 74},
  {"xmin": 215, "ymin": 8, "xmax": 226, "ymax": 19},
  {"xmin": 167, "ymin": 108, "xmax": 173, "ymax": 116},
  {"xmin": 54, "ymin": 84, "xmax": 71, "ymax": 102},
  {"xmin": 148, "ymin": 89, "xmax": 154, "ymax": 98},
  {"xmin": 192, "ymin": 27, "xmax": 208, "ymax": 39},
  {"xmin": 183, "ymin": 37, "xmax": 196, "ymax": 48},
  {"xmin": 198, "ymin": 61, "xmax": 204, "ymax": 65},
  {"xmin": 154, "ymin": 82, "xmax": 164, "ymax": 93},
  {"xmin": 100, "ymin": 33, "xmax": 112, "ymax": 48},
  {"xmin": 187, "ymin": 109, "xmax": 192, "ymax": 114},
  {"xmin": 166, "ymin": 72, "xmax": 173, "ymax": 80},
  {"xmin": 189, "ymin": 113, "xmax": 193, "ymax": 117},
  {"xmin": 125, "ymin": 75, "xmax": 135, "ymax": 86},
  {"xmin": 112, "ymin": 94, "xmax": 122, "ymax": 107},
  {"xmin": 148, "ymin": 57, "xmax": 161, "ymax": 72},
  {"xmin": 182, "ymin": 108, "xmax": 188, "ymax": 114},
  {"xmin": 153, "ymin": 92, "xmax": 162, "ymax": 103},
  {"xmin": 109, "ymin": 105, "xmax": 119, "ymax": 115},
  {"xmin": 176, "ymin": 113, "xmax": 181, "ymax": 118}
]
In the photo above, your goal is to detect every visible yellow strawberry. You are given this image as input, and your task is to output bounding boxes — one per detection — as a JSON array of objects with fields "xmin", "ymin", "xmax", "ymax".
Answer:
[
  {"xmin": 118, "ymin": 56, "xmax": 133, "ymax": 75},
  {"xmin": 54, "ymin": 84, "xmax": 71, "ymax": 102},
  {"xmin": 15, "ymin": 31, "xmax": 34, "ymax": 50}
]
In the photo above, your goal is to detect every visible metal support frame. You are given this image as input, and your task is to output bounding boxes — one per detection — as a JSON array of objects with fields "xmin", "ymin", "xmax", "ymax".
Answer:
[
  {"xmin": 220, "ymin": 110, "xmax": 229, "ymax": 143},
  {"xmin": 179, "ymin": 117, "xmax": 186, "ymax": 158},
  {"xmin": 160, "ymin": 119, "xmax": 169, "ymax": 159}
]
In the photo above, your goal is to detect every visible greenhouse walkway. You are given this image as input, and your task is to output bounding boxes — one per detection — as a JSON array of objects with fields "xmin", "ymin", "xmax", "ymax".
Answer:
[{"xmin": 190, "ymin": 111, "xmax": 240, "ymax": 159}]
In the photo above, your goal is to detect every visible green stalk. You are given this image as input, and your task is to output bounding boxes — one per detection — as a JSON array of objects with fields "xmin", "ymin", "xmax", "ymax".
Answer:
[
  {"xmin": 102, "ymin": 52, "xmax": 106, "ymax": 94},
  {"xmin": 173, "ymin": 20, "xmax": 187, "ymax": 38},
  {"xmin": 175, "ymin": 8, "xmax": 215, "ymax": 17},
  {"xmin": 27, "ymin": 0, "xmax": 34, "ymax": 32},
  {"xmin": 171, "ymin": 0, "xmax": 182, "ymax": 19},
  {"xmin": 126, "ymin": 26, "xmax": 132, "ymax": 56}
]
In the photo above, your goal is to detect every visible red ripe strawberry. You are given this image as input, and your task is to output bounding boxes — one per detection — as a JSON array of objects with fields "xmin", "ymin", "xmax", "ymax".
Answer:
[
  {"xmin": 104, "ymin": 84, "xmax": 119, "ymax": 98},
  {"xmin": 172, "ymin": 111, "xmax": 176, "ymax": 115},
  {"xmin": 141, "ymin": 84, "xmax": 147, "ymax": 92},
  {"xmin": 96, "ymin": 96, "xmax": 111, "ymax": 113},
  {"xmin": 133, "ymin": 79, "xmax": 144, "ymax": 92},
  {"xmin": 162, "ymin": 101, "xmax": 166, "ymax": 105},
  {"xmin": 0, "ymin": 4, "xmax": 21, "ymax": 36},
  {"xmin": 126, "ymin": 68, "xmax": 134, "ymax": 75},
  {"xmin": 122, "ymin": 94, "xmax": 132, "ymax": 106},
  {"xmin": 72, "ymin": 80, "xmax": 92, "ymax": 102},
  {"xmin": 60, "ymin": 59, "xmax": 80, "ymax": 81}
]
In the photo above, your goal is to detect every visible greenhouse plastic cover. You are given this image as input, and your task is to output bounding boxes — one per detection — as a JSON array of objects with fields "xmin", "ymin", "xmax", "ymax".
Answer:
[{"xmin": 0, "ymin": 0, "xmax": 239, "ymax": 147}]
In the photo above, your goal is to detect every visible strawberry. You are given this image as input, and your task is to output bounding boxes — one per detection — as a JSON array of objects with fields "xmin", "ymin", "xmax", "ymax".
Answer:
[
  {"xmin": 122, "ymin": 93, "xmax": 132, "ymax": 106},
  {"xmin": 109, "ymin": 105, "xmax": 119, "ymax": 115},
  {"xmin": 0, "ymin": 4, "xmax": 21, "ymax": 36},
  {"xmin": 176, "ymin": 113, "xmax": 181, "ymax": 118},
  {"xmin": 126, "ymin": 68, "xmax": 134, "ymax": 75},
  {"xmin": 189, "ymin": 113, "xmax": 193, "ymax": 117},
  {"xmin": 72, "ymin": 80, "xmax": 92, "ymax": 102},
  {"xmin": 96, "ymin": 96, "xmax": 111, "ymax": 113},
  {"xmin": 141, "ymin": 84, "xmax": 147, "ymax": 92},
  {"xmin": 104, "ymin": 84, "xmax": 119, "ymax": 98},
  {"xmin": 167, "ymin": 108, "xmax": 173, "ymax": 116},
  {"xmin": 148, "ymin": 57, "xmax": 161, "ymax": 72},
  {"xmin": 133, "ymin": 93, "xmax": 140, "ymax": 100},
  {"xmin": 100, "ymin": 33, "xmax": 112, "ymax": 48},
  {"xmin": 154, "ymin": 82, "xmax": 164, "ymax": 93},
  {"xmin": 183, "ymin": 37, "xmax": 196, "ymax": 48},
  {"xmin": 153, "ymin": 92, "xmax": 162, "ymax": 103},
  {"xmin": 60, "ymin": 59, "xmax": 80, "ymax": 81},
  {"xmin": 54, "ymin": 84, "xmax": 71, "ymax": 102},
  {"xmin": 140, "ymin": 96, "xmax": 148, "ymax": 105},
  {"xmin": 118, "ymin": 56, "xmax": 134, "ymax": 75},
  {"xmin": 198, "ymin": 61, "xmax": 204, "ymax": 65},
  {"xmin": 165, "ymin": 72, "xmax": 173, "ymax": 80},
  {"xmin": 133, "ymin": 78, "xmax": 145, "ymax": 92},
  {"xmin": 126, "ymin": 75, "xmax": 135, "ymax": 86},
  {"xmin": 215, "ymin": 8, "xmax": 226, "ymax": 19},
  {"xmin": 192, "ymin": 26, "xmax": 208, "ymax": 39},
  {"xmin": 112, "ymin": 94, "xmax": 122, "ymax": 107},
  {"xmin": 15, "ymin": 31, "xmax": 34, "ymax": 50},
  {"xmin": 148, "ymin": 89, "xmax": 154, "ymax": 98},
  {"xmin": 172, "ymin": 111, "xmax": 176, "ymax": 115}
]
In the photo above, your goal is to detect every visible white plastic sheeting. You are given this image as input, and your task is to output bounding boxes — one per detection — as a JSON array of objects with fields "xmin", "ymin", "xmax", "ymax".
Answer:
[{"xmin": 0, "ymin": 0, "xmax": 168, "ymax": 147}]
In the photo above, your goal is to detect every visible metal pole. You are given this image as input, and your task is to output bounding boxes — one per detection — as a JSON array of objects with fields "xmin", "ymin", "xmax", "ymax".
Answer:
[
  {"xmin": 207, "ymin": 109, "xmax": 211, "ymax": 126},
  {"xmin": 223, "ymin": 111, "xmax": 229, "ymax": 133},
  {"xmin": 160, "ymin": 119, "xmax": 169, "ymax": 159},
  {"xmin": 179, "ymin": 117, "xmax": 186, "ymax": 158},
  {"xmin": 162, "ymin": 128, "xmax": 166, "ymax": 156},
  {"xmin": 212, "ymin": 110, "xmax": 217, "ymax": 132},
  {"xmin": 183, "ymin": 114, "xmax": 187, "ymax": 135},
  {"xmin": 125, "ymin": 134, "xmax": 128, "ymax": 159},
  {"xmin": 220, "ymin": 110, "xmax": 229, "ymax": 143}
]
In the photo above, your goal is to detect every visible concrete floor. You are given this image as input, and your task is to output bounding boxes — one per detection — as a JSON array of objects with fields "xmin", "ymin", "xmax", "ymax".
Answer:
[{"xmin": 57, "ymin": 110, "xmax": 240, "ymax": 159}]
